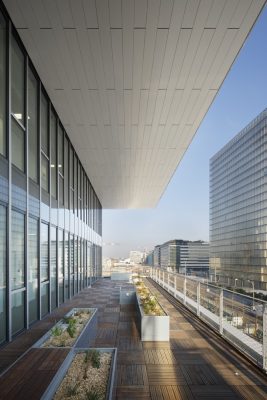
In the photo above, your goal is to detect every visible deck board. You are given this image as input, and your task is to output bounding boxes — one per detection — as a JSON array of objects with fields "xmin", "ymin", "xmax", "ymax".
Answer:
[{"xmin": 0, "ymin": 278, "xmax": 267, "ymax": 400}]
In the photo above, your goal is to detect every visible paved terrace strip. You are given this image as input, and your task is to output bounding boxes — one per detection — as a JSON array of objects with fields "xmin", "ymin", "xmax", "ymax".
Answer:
[{"xmin": 0, "ymin": 278, "xmax": 267, "ymax": 399}]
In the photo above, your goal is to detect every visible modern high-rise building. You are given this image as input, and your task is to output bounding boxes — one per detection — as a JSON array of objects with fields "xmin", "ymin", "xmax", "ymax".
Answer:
[
  {"xmin": 210, "ymin": 109, "xmax": 267, "ymax": 290},
  {"xmin": 153, "ymin": 245, "xmax": 161, "ymax": 268},
  {"xmin": 156, "ymin": 239, "xmax": 209, "ymax": 274},
  {"xmin": 0, "ymin": 0, "xmax": 264, "ymax": 344},
  {"xmin": 129, "ymin": 250, "xmax": 144, "ymax": 264}
]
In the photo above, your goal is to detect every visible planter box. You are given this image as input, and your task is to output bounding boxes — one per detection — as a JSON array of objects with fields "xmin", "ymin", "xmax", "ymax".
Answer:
[
  {"xmin": 111, "ymin": 272, "xmax": 132, "ymax": 281},
  {"xmin": 41, "ymin": 348, "xmax": 117, "ymax": 400},
  {"xmin": 136, "ymin": 295, "xmax": 169, "ymax": 341},
  {"xmin": 120, "ymin": 289, "xmax": 136, "ymax": 305},
  {"xmin": 33, "ymin": 308, "xmax": 98, "ymax": 349}
]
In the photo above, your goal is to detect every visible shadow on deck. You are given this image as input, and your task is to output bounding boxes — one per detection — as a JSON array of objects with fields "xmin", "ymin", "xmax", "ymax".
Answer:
[{"xmin": 0, "ymin": 278, "xmax": 267, "ymax": 399}]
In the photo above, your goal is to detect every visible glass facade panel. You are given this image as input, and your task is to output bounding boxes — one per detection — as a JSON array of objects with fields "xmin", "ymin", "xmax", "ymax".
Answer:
[
  {"xmin": 12, "ymin": 119, "xmax": 24, "ymax": 171},
  {"xmin": 0, "ymin": 12, "xmax": 102, "ymax": 342},
  {"xmin": 41, "ymin": 282, "xmax": 49, "ymax": 317},
  {"xmin": 64, "ymin": 232, "xmax": 69, "ymax": 299},
  {"xmin": 58, "ymin": 229, "xmax": 64, "ymax": 304},
  {"xmin": 0, "ymin": 205, "xmax": 6, "ymax": 343},
  {"xmin": 64, "ymin": 138, "xmax": 69, "ymax": 208},
  {"xmin": 11, "ymin": 35, "xmax": 24, "ymax": 124},
  {"xmin": 41, "ymin": 93, "xmax": 49, "ymax": 156},
  {"xmin": 28, "ymin": 68, "xmax": 38, "ymax": 182},
  {"xmin": 41, "ymin": 154, "xmax": 49, "ymax": 192},
  {"xmin": 11, "ymin": 211, "xmax": 25, "ymax": 290},
  {"xmin": 28, "ymin": 217, "xmax": 38, "ymax": 324},
  {"xmin": 50, "ymin": 226, "xmax": 57, "ymax": 310},
  {"xmin": 40, "ymin": 223, "xmax": 49, "ymax": 282},
  {"xmin": 59, "ymin": 175, "xmax": 64, "ymax": 206},
  {"xmin": 50, "ymin": 110, "xmax": 57, "ymax": 199},
  {"xmin": 0, "ymin": 12, "xmax": 6, "ymax": 156},
  {"xmin": 210, "ymin": 110, "xmax": 267, "ymax": 289},
  {"xmin": 58, "ymin": 125, "xmax": 64, "ymax": 176},
  {"xmin": 12, "ymin": 291, "xmax": 24, "ymax": 335}
]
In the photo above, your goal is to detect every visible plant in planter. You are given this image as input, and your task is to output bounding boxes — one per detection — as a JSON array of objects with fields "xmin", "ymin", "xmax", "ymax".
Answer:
[
  {"xmin": 33, "ymin": 308, "xmax": 97, "ymax": 349},
  {"xmin": 53, "ymin": 350, "xmax": 112, "ymax": 400}
]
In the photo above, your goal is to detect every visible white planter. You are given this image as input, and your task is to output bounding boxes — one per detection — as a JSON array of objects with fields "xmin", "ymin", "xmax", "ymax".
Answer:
[
  {"xmin": 33, "ymin": 308, "xmax": 98, "ymax": 348},
  {"xmin": 41, "ymin": 348, "xmax": 117, "ymax": 400},
  {"xmin": 136, "ymin": 295, "xmax": 169, "ymax": 341},
  {"xmin": 119, "ymin": 289, "xmax": 136, "ymax": 305},
  {"xmin": 111, "ymin": 272, "xmax": 132, "ymax": 281}
]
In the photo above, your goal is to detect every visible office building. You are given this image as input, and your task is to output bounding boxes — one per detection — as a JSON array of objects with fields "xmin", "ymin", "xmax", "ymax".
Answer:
[
  {"xmin": 129, "ymin": 250, "xmax": 143, "ymax": 264},
  {"xmin": 0, "ymin": 0, "xmax": 264, "ymax": 344},
  {"xmin": 144, "ymin": 251, "xmax": 154, "ymax": 266},
  {"xmin": 210, "ymin": 109, "xmax": 267, "ymax": 289},
  {"xmin": 153, "ymin": 245, "xmax": 161, "ymax": 268},
  {"xmin": 158, "ymin": 239, "xmax": 209, "ymax": 275}
]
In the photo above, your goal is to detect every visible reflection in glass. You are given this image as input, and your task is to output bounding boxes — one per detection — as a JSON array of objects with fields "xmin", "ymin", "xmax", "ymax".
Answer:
[
  {"xmin": 50, "ymin": 226, "xmax": 57, "ymax": 310},
  {"xmin": 58, "ymin": 229, "xmax": 64, "ymax": 304},
  {"xmin": 28, "ymin": 218, "xmax": 38, "ymax": 323},
  {"xmin": 64, "ymin": 138, "xmax": 69, "ymax": 208},
  {"xmin": 0, "ymin": 12, "xmax": 6, "ymax": 156},
  {"xmin": 28, "ymin": 68, "xmax": 38, "ymax": 182},
  {"xmin": 41, "ymin": 154, "xmax": 49, "ymax": 192},
  {"xmin": 11, "ymin": 35, "xmax": 24, "ymax": 125},
  {"xmin": 64, "ymin": 232, "xmax": 69, "ymax": 299},
  {"xmin": 12, "ymin": 211, "xmax": 25, "ymax": 290},
  {"xmin": 40, "ymin": 223, "xmax": 48, "ymax": 282},
  {"xmin": 51, "ymin": 111, "xmax": 57, "ymax": 198},
  {"xmin": 41, "ymin": 282, "xmax": 49, "ymax": 317},
  {"xmin": 12, "ymin": 119, "xmax": 24, "ymax": 171},
  {"xmin": 0, "ymin": 205, "xmax": 6, "ymax": 343},
  {"xmin": 12, "ymin": 291, "xmax": 24, "ymax": 335},
  {"xmin": 58, "ymin": 125, "xmax": 64, "ymax": 175},
  {"xmin": 41, "ymin": 93, "xmax": 49, "ymax": 156}
]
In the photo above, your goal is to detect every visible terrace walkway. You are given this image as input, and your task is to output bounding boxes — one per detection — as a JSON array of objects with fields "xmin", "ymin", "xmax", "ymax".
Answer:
[{"xmin": 0, "ymin": 278, "xmax": 267, "ymax": 399}]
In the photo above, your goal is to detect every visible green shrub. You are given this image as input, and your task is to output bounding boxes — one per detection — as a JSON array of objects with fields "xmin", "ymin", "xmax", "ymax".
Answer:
[
  {"xmin": 84, "ymin": 349, "xmax": 101, "ymax": 369},
  {"xmin": 85, "ymin": 388, "xmax": 101, "ymax": 400},
  {"xmin": 51, "ymin": 325, "xmax": 63, "ymax": 337},
  {"xmin": 67, "ymin": 322, "xmax": 77, "ymax": 338}
]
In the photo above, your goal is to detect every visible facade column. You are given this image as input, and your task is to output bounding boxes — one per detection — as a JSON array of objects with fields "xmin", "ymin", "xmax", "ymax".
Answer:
[
  {"xmin": 183, "ymin": 277, "xmax": 186, "ymax": 305},
  {"xmin": 219, "ymin": 288, "xmax": 224, "ymax": 335},
  {"xmin": 197, "ymin": 282, "xmax": 200, "ymax": 317},
  {"xmin": 263, "ymin": 304, "xmax": 267, "ymax": 371}
]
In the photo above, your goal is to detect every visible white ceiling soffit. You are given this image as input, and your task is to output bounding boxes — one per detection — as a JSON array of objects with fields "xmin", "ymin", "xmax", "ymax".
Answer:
[{"xmin": 4, "ymin": 0, "xmax": 266, "ymax": 208}]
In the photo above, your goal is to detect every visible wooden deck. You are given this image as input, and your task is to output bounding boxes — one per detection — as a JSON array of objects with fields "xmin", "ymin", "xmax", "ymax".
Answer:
[{"xmin": 0, "ymin": 278, "xmax": 267, "ymax": 399}]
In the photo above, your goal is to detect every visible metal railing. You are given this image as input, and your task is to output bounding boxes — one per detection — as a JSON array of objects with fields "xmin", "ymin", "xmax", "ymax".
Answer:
[{"xmin": 150, "ymin": 267, "xmax": 267, "ymax": 372}]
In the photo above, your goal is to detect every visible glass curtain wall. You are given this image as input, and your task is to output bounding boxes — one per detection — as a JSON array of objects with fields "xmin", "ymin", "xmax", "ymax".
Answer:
[{"xmin": 0, "ymin": 4, "xmax": 102, "ymax": 345}]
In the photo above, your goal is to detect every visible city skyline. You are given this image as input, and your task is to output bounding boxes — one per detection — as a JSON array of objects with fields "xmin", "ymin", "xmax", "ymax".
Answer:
[{"xmin": 103, "ymin": 6, "xmax": 267, "ymax": 259}]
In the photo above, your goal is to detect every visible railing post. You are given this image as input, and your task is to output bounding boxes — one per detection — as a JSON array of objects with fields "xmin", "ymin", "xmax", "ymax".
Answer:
[
  {"xmin": 263, "ymin": 304, "xmax": 267, "ymax": 371},
  {"xmin": 183, "ymin": 277, "xmax": 186, "ymax": 305},
  {"xmin": 219, "ymin": 288, "xmax": 223, "ymax": 335},
  {"xmin": 197, "ymin": 282, "xmax": 200, "ymax": 317},
  {"xmin": 168, "ymin": 273, "xmax": 170, "ymax": 290}
]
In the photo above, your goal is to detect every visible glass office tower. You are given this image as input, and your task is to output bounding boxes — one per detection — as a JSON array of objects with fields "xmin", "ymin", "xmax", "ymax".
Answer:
[
  {"xmin": 0, "ymin": 5, "xmax": 102, "ymax": 344},
  {"xmin": 210, "ymin": 109, "xmax": 267, "ymax": 290}
]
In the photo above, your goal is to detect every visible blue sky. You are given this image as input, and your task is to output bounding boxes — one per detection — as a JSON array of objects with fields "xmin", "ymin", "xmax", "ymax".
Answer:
[{"xmin": 103, "ymin": 6, "xmax": 267, "ymax": 259}]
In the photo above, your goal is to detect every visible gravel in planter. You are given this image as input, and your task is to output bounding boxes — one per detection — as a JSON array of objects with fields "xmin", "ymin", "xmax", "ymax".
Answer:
[
  {"xmin": 43, "ymin": 310, "xmax": 92, "ymax": 348},
  {"xmin": 54, "ymin": 350, "xmax": 112, "ymax": 400}
]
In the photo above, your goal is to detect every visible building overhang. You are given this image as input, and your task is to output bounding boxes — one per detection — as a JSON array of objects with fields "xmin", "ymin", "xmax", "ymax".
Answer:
[{"xmin": 4, "ymin": 0, "xmax": 266, "ymax": 208}]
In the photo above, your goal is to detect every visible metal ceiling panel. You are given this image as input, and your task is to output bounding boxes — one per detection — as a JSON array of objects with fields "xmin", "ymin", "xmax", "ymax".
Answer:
[{"xmin": 4, "ymin": 0, "xmax": 266, "ymax": 208}]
